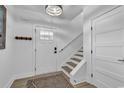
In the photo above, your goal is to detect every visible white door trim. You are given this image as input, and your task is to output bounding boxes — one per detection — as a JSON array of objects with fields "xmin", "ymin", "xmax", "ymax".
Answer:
[{"xmin": 32, "ymin": 25, "xmax": 57, "ymax": 76}]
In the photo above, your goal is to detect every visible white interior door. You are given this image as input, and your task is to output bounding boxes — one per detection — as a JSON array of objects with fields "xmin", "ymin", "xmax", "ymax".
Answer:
[
  {"xmin": 35, "ymin": 27, "xmax": 57, "ymax": 75},
  {"xmin": 92, "ymin": 6, "xmax": 124, "ymax": 88}
]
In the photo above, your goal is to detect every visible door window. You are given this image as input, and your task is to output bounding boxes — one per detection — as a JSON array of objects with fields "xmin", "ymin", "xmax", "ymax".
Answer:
[{"xmin": 40, "ymin": 31, "xmax": 53, "ymax": 41}]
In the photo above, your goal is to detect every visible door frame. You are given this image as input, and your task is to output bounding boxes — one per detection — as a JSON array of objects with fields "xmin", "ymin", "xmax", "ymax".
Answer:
[
  {"xmin": 32, "ymin": 24, "xmax": 57, "ymax": 75},
  {"xmin": 91, "ymin": 5, "xmax": 122, "ymax": 87}
]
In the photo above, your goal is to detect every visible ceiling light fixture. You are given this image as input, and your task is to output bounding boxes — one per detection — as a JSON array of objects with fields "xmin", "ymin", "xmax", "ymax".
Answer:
[{"xmin": 45, "ymin": 5, "xmax": 63, "ymax": 16}]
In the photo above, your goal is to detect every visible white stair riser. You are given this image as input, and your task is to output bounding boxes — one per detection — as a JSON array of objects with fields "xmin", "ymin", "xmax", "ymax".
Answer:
[
  {"xmin": 73, "ymin": 56, "xmax": 83, "ymax": 60},
  {"xmin": 75, "ymin": 52, "xmax": 83, "ymax": 55},
  {"xmin": 69, "ymin": 60, "xmax": 80, "ymax": 64},
  {"xmin": 66, "ymin": 64, "xmax": 75, "ymax": 69}
]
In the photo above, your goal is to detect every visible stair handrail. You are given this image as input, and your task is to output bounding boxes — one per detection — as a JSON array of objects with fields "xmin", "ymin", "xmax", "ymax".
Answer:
[{"xmin": 59, "ymin": 32, "xmax": 83, "ymax": 53}]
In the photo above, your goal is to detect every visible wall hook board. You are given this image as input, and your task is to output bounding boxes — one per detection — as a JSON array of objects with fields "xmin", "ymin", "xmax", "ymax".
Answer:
[{"xmin": 15, "ymin": 36, "xmax": 32, "ymax": 41}]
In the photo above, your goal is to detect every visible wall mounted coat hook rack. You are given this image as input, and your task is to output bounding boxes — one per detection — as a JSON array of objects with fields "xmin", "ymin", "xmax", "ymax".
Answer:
[{"xmin": 15, "ymin": 36, "xmax": 32, "ymax": 41}]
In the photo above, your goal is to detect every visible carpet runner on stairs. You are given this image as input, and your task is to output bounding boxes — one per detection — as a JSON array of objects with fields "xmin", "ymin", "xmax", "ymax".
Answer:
[
  {"xmin": 61, "ymin": 46, "xmax": 83, "ymax": 76},
  {"xmin": 75, "ymin": 54, "xmax": 83, "ymax": 57},
  {"xmin": 62, "ymin": 66, "xmax": 72, "ymax": 73},
  {"xmin": 67, "ymin": 62, "xmax": 77, "ymax": 68},
  {"xmin": 71, "ymin": 57, "xmax": 81, "ymax": 62}
]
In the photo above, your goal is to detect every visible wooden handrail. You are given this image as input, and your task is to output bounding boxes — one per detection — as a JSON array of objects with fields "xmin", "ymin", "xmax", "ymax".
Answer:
[{"xmin": 59, "ymin": 32, "xmax": 83, "ymax": 53}]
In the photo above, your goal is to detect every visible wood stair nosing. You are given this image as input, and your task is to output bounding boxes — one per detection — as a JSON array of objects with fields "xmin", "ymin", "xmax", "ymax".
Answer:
[
  {"xmin": 62, "ymin": 66, "xmax": 72, "ymax": 74},
  {"xmin": 71, "ymin": 57, "xmax": 81, "ymax": 62},
  {"xmin": 66, "ymin": 62, "xmax": 77, "ymax": 68}
]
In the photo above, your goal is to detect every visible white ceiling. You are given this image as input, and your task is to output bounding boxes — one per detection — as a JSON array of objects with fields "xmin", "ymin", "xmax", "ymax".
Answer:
[
  {"xmin": 83, "ymin": 5, "xmax": 117, "ymax": 23},
  {"xmin": 5, "ymin": 5, "xmax": 84, "ymax": 51},
  {"xmin": 6, "ymin": 5, "xmax": 83, "ymax": 22}
]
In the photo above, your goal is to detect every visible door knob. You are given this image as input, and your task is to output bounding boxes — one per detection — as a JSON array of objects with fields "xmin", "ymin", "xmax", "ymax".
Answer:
[
  {"xmin": 54, "ymin": 47, "xmax": 57, "ymax": 50},
  {"xmin": 118, "ymin": 59, "xmax": 124, "ymax": 62}
]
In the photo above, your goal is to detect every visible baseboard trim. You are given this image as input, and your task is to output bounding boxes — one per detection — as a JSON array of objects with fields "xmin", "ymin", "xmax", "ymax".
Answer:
[{"xmin": 4, "ymin": 77, "xmax": 15, "ymax": 88}]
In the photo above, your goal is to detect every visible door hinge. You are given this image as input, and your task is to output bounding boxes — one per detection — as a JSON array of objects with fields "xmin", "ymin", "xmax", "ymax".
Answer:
[
  {"xmin": 35, "ymin": 67, "xmax": 37, "ymax": 72},
  {"xmin": 91, "ymin": 73, "xmax": 93, "ymax": 78},
  {"xmin": 91, "ymin": 26, "xmax": 93, "ymax": 31},
  {"xmin": 91, "ymin": 50, "xmax": 93, "ymax": 54},
  {"xmin": 35, "ymin": 48, "xmax": 37, "ymax": 52}
]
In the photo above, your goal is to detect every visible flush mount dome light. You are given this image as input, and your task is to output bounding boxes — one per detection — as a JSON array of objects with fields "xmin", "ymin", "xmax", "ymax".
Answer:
[{"xmin": 45, "ymin": 5, "xmax": 63, "ymax": 16}]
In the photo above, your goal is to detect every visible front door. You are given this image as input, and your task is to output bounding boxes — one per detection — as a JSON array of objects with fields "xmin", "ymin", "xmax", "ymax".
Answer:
[
  {"xmin": 35, "ymin": 26, "xmax": 57, "ymax": 75},
  {"xmin": 92, "ymin": 6, "xmax": 124, "ymax": 87}
]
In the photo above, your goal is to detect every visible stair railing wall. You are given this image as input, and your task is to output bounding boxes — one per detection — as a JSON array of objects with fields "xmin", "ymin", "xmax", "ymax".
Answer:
[{"xmin": 59, "ymin": 32, "xmax": 83, "ymax": 53}]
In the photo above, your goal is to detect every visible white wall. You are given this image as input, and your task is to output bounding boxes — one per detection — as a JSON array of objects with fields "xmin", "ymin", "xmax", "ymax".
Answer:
[
  {"xmin": 0, "ymin": 11, "xmax": 15, "ymax": 87},
  {"xmin": 12, "ymin": 21, "xmax": 34, "ymax": 78}
]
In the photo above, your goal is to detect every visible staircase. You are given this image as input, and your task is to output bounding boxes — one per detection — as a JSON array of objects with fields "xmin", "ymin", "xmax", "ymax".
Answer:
[{"xmin": 62, "ymin": 47, "xmax": 83, "ymax": 77}]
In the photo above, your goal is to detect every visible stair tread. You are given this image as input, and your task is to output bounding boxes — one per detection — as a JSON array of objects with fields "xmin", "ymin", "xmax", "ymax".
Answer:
[
  {"xmin": 62, "ymin": 66, "xmax": 72, "ymax": 73},
  {"xmin": 71, "ymin": 57, "xmax": 81, "ymax": 62},
  {"xmin": 67, "ymin": 62, "xmax": 77, "ymax": 68},
  {"xmin": 75, "ymin": 54, "xmax": 83, "ymax": 57},
  {"xmin": 78, "ymin": 50, "xmax": 83, "ymax": 52}
]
